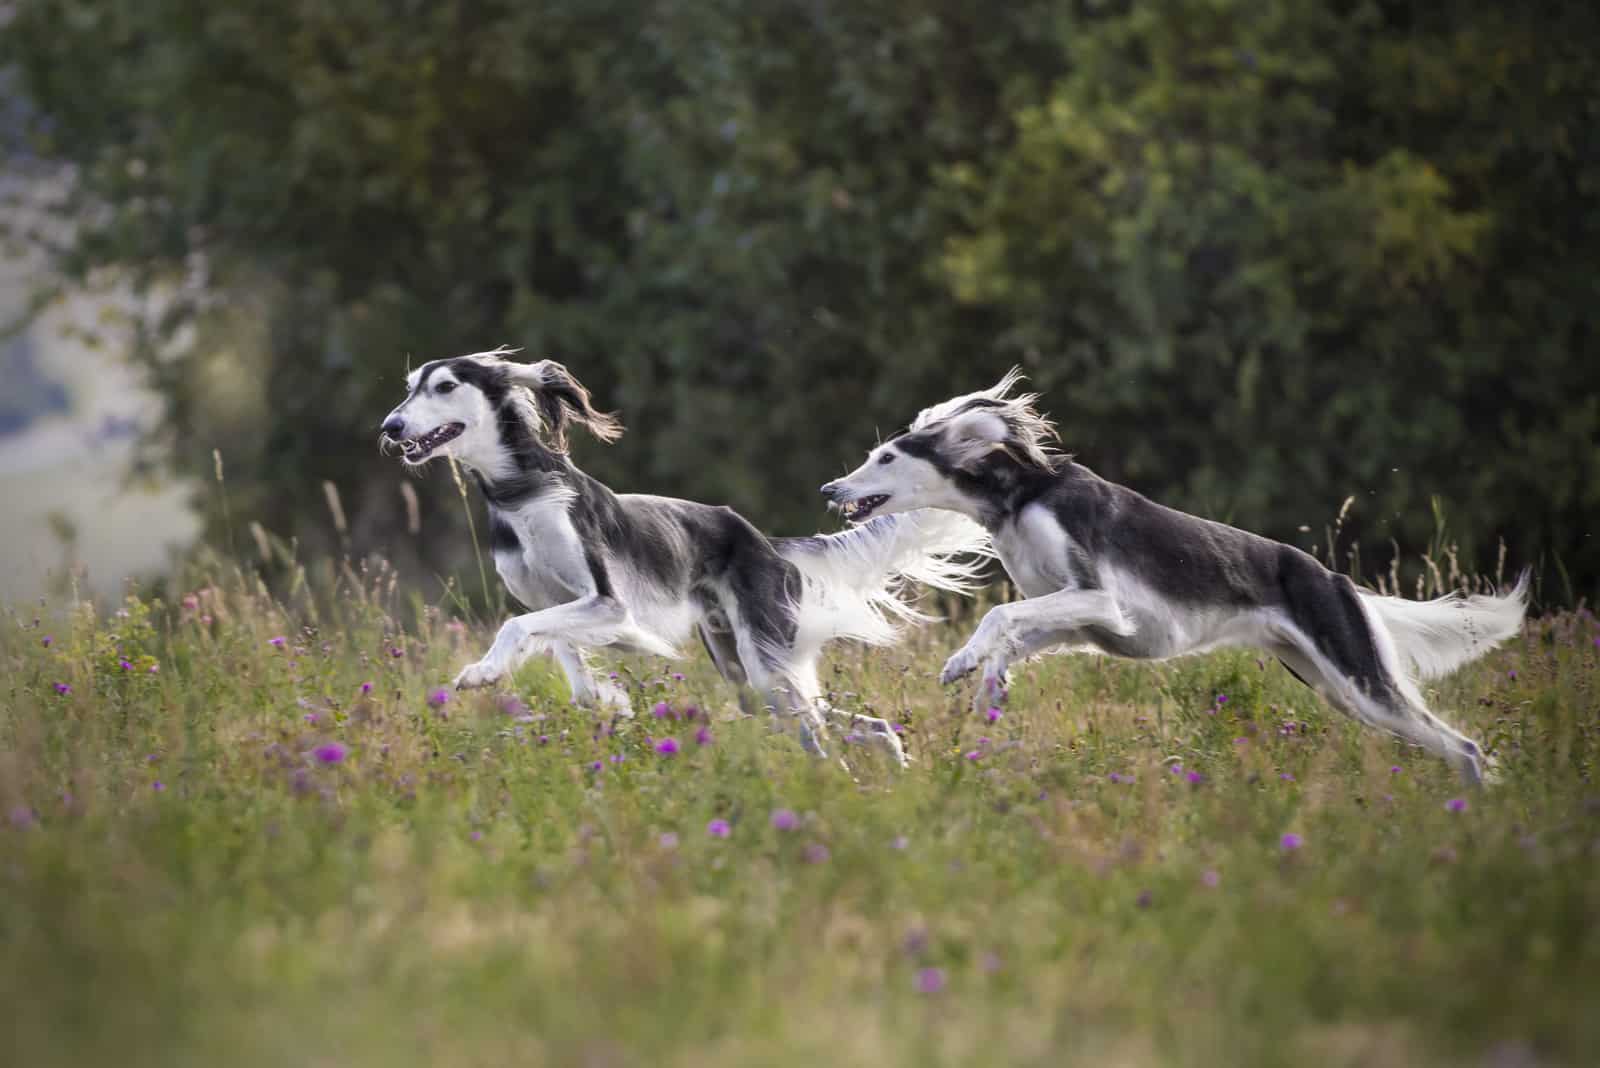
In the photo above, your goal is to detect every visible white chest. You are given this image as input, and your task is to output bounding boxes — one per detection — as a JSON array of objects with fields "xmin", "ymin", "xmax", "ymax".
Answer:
[
  {"xmin": 993, "ymin": 503, "xmax": 1079, "ymax": 598},
  {"xmin": 491, "ymin": 495, "xmax": 592, "ymax": 609}
]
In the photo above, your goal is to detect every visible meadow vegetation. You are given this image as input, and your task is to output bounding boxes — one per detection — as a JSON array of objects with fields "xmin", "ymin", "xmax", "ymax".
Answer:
[{"xmin": 2, "ymin": 556, "xmax": 1597, "ymax": 1067}]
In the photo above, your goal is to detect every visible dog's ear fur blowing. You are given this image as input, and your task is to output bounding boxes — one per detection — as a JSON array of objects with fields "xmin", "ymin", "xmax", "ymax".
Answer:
[{"xmin": 503, "ymin": 359, "xmax": 624, "ymax": 451}]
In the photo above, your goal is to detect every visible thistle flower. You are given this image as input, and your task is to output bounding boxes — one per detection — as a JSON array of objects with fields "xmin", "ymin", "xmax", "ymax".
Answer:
[
  {"xmin": 52, "ymin": 682, "xmax": 71, "ymax": 696},
  {"xmin": 152, "ymin": 781, "xmax": 166, "ymax": 792},
  {"xmin": 119, "ymin": 659, "xmax": 133, "ymax": 671},
  {"xmin": 770, "ymin": 808, "xmax": 799, "ymax": 832},
  {"xmin": 314, "ymin": 743, "xmax": 347, "ymax": 765},
  {"xmin": 1186, "ymin": 770, "xmax": 1204, "ymax": 785},
  {"xmin": 1201, "ymin": 869, "xmax": 1221, "ymax": 888},
  {"xmin": 268, "ymin": 637, "xmax": 286, "ymax": 648},
  {"xmin": 803, "ymin": 843, "xmax": 831, "ymax": 864},
  {"xmin": 658, "ymin": 831, "xmax": 679, "ymax": 850},
  {"xmin": 1445, "ymin": 797, "xmax": 1468, "ymax": 813},
  {"xmin": 360, "ymin": 681, "xmax": 373, "ymax": 695},
  {"xmin": 427, "ymin": 688, "xmax": 449, "ymax": 708},
  {"xmin": 707, "ymin": 818, "xmax": 731, "ymax": 838},
  {"xmin": 651, "ymin": 701, "xmax": 673, "ymax": 719},
  {"xmin": 40, "ymin": 635, "xmax": 52, "ymax": 648},
  {"xmin": 671, "ymin": 672, "xmax": 685, "ymax": 682},
  {"xmin": 1280, "ymin": 832, "xmax": 1303, "ymax": 852},
  {"xmin": 694, "ymin": 726, "xmax": 713, "ymax": 746},
  {"xmin": 891, "ymin": 835, "xmax": 910, "ymax": 850},
  {"xmin": 655, "ymin": 737, "xmax": 680, "ymax": 756},
  {"xmin": 984, "ymin": 706, "xmax": 1002, "ymax": 724},
  {"xmin": 915, "ymin": 968, "xmax": 946, "ymax": 994}
]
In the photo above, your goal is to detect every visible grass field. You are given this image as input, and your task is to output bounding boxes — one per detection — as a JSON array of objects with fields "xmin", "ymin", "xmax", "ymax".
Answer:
[{"xmin": 2, "ymin": 561, "xmax": 1597, "ymax": 1067}]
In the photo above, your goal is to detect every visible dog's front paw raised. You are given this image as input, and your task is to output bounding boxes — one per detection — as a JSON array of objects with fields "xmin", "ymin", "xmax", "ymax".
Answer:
[
  {"xmin": 940, "ymin": 645, "xmax": 981, "ymax": 686},
  {"xmin": 454, "ymin": 660, "xmax": 505, "ymax": 691}
]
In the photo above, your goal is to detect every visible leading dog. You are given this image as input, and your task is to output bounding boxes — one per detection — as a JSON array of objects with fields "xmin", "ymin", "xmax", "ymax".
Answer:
[
  {"xmin": 381, "ymin": 348, "xmax": 990, "ymax": 765},
  {"xmin": 821, "ymin": 370, "xmax": 1526, "ymax": 784}
]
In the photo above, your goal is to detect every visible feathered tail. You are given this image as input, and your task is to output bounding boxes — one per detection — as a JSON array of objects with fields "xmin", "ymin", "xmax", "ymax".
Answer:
[
  {"xmin": 775, "ymin": 510, "xmax": 992, "ymax": 657},
  {"xmin": 1365, "ymin": 570, "xmax": 1530, "ymax": 680}
]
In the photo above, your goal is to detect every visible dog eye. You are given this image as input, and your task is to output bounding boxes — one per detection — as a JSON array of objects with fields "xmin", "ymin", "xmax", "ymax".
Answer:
[
  {"xmin": 435, "ymin": 381, "xmax": 457, "ymax": 394},
  {"xmin": 878, "ymin": 453, "xmax": 895, "ymax": 465}
]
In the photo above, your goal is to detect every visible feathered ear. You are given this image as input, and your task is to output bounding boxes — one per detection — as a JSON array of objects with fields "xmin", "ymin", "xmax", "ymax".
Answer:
[
  {"xmin": 503, "ymin": 359, "xmax": 624, "ymax": 451},
  {"xmin": 938, "ymin": 407, "xmax": 1014, "ymax": 471}
]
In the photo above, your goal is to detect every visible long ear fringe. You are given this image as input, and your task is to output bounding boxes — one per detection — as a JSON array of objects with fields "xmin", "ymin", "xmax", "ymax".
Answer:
[
  {"xmin": 500, "ymin": 357, "xmax": 624, "ymax": 451},
  {"xmin": 912, "ymin": 366, "xmax": 1061, "ymax": 471}
]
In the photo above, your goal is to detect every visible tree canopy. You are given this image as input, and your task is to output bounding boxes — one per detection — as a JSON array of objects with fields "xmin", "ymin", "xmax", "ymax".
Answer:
[{"xmin": 5, "ymin": 0, "xmax": 1597, "ymax": 598}]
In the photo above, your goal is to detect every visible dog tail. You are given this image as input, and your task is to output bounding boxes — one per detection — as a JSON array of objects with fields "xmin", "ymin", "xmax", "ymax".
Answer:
[
  {"xmin": 1365, "ymin": 570, "xmax": 1529, "ymax": 680},
  {"xmin": 775, "ymin": 510, "xmax": 992, "ymax": 650}
]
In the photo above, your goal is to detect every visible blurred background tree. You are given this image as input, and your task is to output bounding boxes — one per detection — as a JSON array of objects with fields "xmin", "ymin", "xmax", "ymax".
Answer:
[{"xmin": 3, "ymin": 0, "xmax": 1596, "ymax": 599}]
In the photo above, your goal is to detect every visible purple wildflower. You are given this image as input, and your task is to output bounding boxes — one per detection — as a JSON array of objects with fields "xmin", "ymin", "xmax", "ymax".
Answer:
[
  {"xmin": 891, "ymin": 835, "xmax": 910, "ymax": 850},
  {"xmin": 389, "ymin": 646, "xmax": 403, "ymax": 658},
  {"xmin": 314, "ymin": 743, "xmax": 347, "ymax": 765},
  {"xmin": 770, "ymin": 808, "xmax": 799, "ymax": 832},
  {"xmin": 304, "ymin": 712, "xmax": 319, "ymax": 725},
  {"xmin": 427, "ymin": 688, "xmax": 450, "ymax": 708},
  {"xmin": 804, "ymin": 842, "xmax": 831, "ymax": 864},
  {"xmin": 360, "ymin": 681, "xmax": 373, "ymax": 695},
  {"xmin": 651, "ymin": 701, "xmax": 673, "ymax": 719},
  {"xmin": 8, "ymin": 805, "xmax": 34, "ymax": 830},
  {"xmin": 694, "ymin": 725, "xmax": 713, "ymax": 746},
  {"xmin": 655, "ymin": 737, "xmax": 680, "ymax": 756},
  {"xmin": 707, "ymin": 818, "xmax": 731, "ymax": 839},
  {"xmin": 1280, "ymin": 832, "xmax": 1303, "ymax": 852},
  {"xmin": 1507, "ymin": 669, "xmax": 1517, "ymax": 681},
  {"xmin": 915, "ymin": 967, "xmax": 946, "ymax": 994},
  {"xmin": 610, "ymin": 753, "xmax": 626, "ymax": 764},
  {"xmin": 1186, "ymin": 770, "xmax": 1204, "ymax": 785},
  {"xmin": 671, "ymin": 672, "xmax": 686, "ymax": 682},
  {"xmin": 984, "ymin": 706, "xmax": 1002, "ymax": 724},
  {"xmin": 1170, "ymin": 763, "xmax": 1183, "ymax": 775},
  {"xmin": 1201, "ymin": 869, "xmax": 1221, "ymax": 888},
  {"xmin": 470, "ymin": 830, "xmax": 483, "ymax": 842},
  {"xmin": 658, "ymin": 831, "xmax": 679, "ymax": 850},
  {"xmin": 964, "ymin": 749, "xmax": 983, "ymax": 762},
  {"xmin": 683, "ymin": 704, "xmax": 699, "ymax": 721},
  {"xmin": 53, "ymin": 682, "xmax": 71, "ymax": 696},
  {"xmin": 589, "ymin": 760, "xmax": 603, "ymax": 773},
  {"xmin": 152, "ymin": 781, "xmax": 166, "ymax": 792},
  {"xmin": 148, "ymin": 664, "xmax": 159, "ymax": 674},
  {"xmin": 268, "ymin": 637, "xmax": 286, "ymax": 648},
  {"xmin": 1136, "ymin": 889, "xmax": 1153, "ymax": 909},
  {"xmin": 119, "ymin": 659, "xmax": 133, "ymax": 671},
  {"xmin": 1279, "ymin": 772, "xmax": 1295, "ymax": 782},
  {"xmin": 1390, "ymin": 765, "xmax": 1403, "ymax": 775},
  {"xmin": 537, "ymin": 734, "xmax": 549, "ymax": 746},
  {"xmin": 40, "ymin": 635, "xmax": 52, "ymax": 648},
  {"xmin": 1445, "ymin": 797, "xmax": 1468, "ymax": 813},
  {"xmin": 980, "ymin": 952, "xmax": 1003, "ymax": 974}
]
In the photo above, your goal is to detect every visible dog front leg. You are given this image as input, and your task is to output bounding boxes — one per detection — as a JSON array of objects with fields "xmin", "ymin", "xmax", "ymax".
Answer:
[
  {"xmin": 455, "ymin": 595, "xmax": 628, "ymax": 690},
  {"xmin": 940, "ymin": 589, "xmax": 1133, "ymax": 708}
]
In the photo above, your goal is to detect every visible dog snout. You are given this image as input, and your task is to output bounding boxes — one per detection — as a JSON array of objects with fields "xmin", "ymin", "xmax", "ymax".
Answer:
[
  {"xmin": 381, "ymin": 414, "xmax": 406, "ymax": 438},
  {"xmin": 820, "ymin": 479, "xmax": 844, "ymax": 501}
]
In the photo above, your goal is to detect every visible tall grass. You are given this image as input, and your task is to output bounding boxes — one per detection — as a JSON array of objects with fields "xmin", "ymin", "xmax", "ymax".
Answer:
[{"xmin": 1, "ymin": 557, "xmax": 1596, "ymax": 1068}]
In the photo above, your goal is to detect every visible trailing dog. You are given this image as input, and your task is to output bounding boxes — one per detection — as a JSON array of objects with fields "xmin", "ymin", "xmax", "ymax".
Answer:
[
  {"xmin": 381, "ymin": 348, "xmax": 990, "ymax": 765},
  {"xmin": 822, "ymin": 370, "xmax": 1527, "ymax": 785}
]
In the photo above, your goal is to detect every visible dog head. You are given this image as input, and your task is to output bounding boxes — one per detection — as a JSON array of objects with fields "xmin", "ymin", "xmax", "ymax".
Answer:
[
  {"xmin": 820, "ymin": 368, "xmax": 1059, "ymax": 523},
  {"xmin": 380, "ymin": 347, "xmax": 622, "ymax": 472}
]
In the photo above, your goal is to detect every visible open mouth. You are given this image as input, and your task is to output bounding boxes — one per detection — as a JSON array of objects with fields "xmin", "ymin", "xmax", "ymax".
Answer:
[
  {"xmin": 838, "ymin": 494, "xmax": 890, "ymax": 523},
  {"xmin": 396, "ymin": 423, "xmax": 464, "ymax": 462}
]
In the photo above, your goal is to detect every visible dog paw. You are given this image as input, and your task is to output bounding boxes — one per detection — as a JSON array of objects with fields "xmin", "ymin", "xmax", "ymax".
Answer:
[
  {"xmin": 454, "ymin": 660, "xmax": 504, "ymax": 691},
  {"xmin": 940, "ymin": 644, "xmax": 984, "ymax": 686}
]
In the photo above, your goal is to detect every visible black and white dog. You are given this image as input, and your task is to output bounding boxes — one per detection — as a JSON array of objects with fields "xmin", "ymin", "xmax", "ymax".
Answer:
[
  {"xmin": 822, "ymin": 371, "xmax": 1527, "ymax": 784},
  {"xmin": 381, "ymin": 349, "xmax": 989, "ymax": 764}
]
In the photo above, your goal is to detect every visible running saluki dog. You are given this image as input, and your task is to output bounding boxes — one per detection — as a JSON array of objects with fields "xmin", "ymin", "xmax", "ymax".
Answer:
[
  {"xmin": 381, "ymin": 348, "xmax": 989, "ymax": 765},
  {"xmin": 821, "ymin": 370, "xmax": 1527, "ymax": 784}
]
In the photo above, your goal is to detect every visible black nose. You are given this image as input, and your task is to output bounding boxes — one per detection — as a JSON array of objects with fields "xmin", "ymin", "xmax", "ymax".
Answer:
[
  {"xmin": 381, "ymin": 415, "xmax": 405, "ymax": 437},
  {"xmin": 820, "ymin": 480, "xmax": 842, "ymax": 501}
]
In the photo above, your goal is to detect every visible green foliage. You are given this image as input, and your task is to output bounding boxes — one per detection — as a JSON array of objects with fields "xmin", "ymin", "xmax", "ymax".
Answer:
[
  {"xmin": 3, "ymin": 0, "xmax": 1597, "ymax": 596},
  {"xmin": 3, "ymin": 562, "xmax": 1599, "ymax": 1065}
]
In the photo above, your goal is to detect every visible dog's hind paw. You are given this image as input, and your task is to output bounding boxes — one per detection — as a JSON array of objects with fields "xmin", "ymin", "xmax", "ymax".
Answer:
[{"xmin": 454, "ymin": 660, "xmax": 505, "ymax": 691}]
